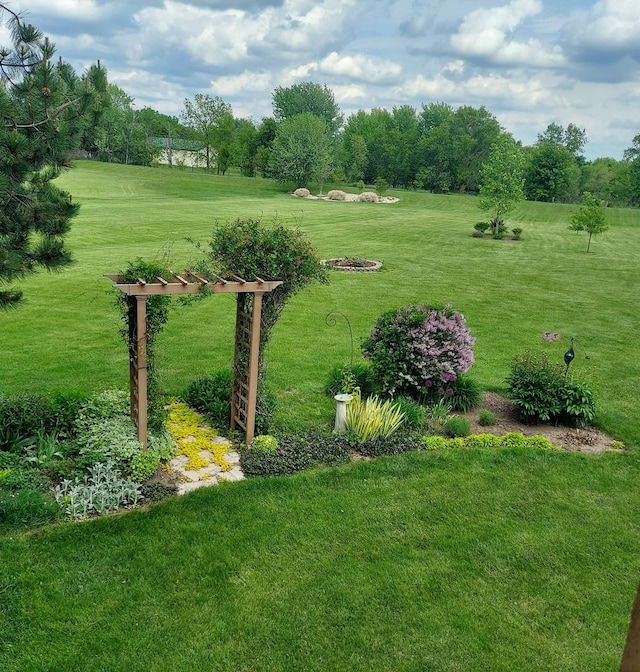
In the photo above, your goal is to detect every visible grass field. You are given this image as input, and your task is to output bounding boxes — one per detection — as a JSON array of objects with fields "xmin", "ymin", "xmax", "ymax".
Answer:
[
  {"xmin": 1, "ymin": 161, "xmax": 638, "ymax": 444},
  {"xmin": 1, "ymin": 448, "xmax": 639, "ymax": 671},
  {"xmin": 1, "ymin": 162, "xmax": 639, "ymax": 671}
]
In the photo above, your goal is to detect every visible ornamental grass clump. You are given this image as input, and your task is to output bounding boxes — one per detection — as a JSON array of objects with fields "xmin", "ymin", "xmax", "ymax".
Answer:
[
  {"xmin": 327, "ymin": 189, "xmax": 347, "ymax": 200},
  {"xmin": 362, "ymin": 303, "xmax": 475, "ymax": 400},
  {"xmin": 345, "ymin": 393, "xmax": 405, "ymax": 444}
]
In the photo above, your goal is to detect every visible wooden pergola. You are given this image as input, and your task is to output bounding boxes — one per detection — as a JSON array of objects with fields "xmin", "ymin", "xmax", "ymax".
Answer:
[{"xmin": 106, "ymin": 271, "xmax": 282, "ymax": 448}]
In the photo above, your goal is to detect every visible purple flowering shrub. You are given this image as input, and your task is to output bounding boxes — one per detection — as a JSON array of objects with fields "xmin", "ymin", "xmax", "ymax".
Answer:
[{"xmin": 362, "ymin": 304, "xmax": 475, "ymax": 399}]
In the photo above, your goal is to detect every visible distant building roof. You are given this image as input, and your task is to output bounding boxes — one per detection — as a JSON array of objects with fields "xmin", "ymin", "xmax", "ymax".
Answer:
[{"xmin": 151, "ymin": 137, "xmax": 205, "ymax": 151}]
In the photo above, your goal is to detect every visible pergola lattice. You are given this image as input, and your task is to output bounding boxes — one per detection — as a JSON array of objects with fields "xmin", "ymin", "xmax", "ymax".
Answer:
[{"xmin": 106, "ymin": 271, "xmax": 282, "ymax": 448}]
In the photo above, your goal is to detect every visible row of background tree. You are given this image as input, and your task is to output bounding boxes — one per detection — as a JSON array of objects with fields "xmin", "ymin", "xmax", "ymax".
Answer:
[{"xmin": 88, "ymin": 81, "xmax": 640, "ymax": 207}]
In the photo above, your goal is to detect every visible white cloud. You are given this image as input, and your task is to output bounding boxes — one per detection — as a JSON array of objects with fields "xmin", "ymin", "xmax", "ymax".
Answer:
[
  {"xmin": 211, "ymin": 70, "xmax": 274, "ymax": 96},
  {"xmin": 318, "ymin": 52, "xmax": 403, "ymax": 83},
  {"xmin": 13, "ymin": 0, "xmax": 105, "ymax": 21},
  {"xmin": 451, "ymin": 0, "xmax": 564, "ymax": 67},
  {"xmin": 133, "ymin": 0, "xmax": 359, "ymax": 68},
  {"xmin": 579, "ymin": 0, "xmax": 640, "ymax": 50},
  {"xmin": 393, "ymin": 65, "xmax": 555, "ymax": 109}
]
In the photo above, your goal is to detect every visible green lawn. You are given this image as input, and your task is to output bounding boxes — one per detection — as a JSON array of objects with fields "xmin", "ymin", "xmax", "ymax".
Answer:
[
  {"xmin": 1, "ymin": 161, "xmax": 638, "ymax": 445},
  {"xmin": 1, "ymin": 162, "xmax": 639, "ymax": 670},
  {"xmin": 1, "ymin": 447, "xmax": 639, "ymax": 671}
]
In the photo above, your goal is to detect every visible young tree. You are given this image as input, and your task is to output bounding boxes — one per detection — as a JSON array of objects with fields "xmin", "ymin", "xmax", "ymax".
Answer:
[
  {"xmin": 181, "ymin": 94, "xmax": 232, "ymax": 171},
  {"xmin": 0, "ymin": 4, "xmax": 107, "ymax": 309},
  {"xmin": 272, "ymin": 82, "xmax": 343, "ymax": 134},
  {"xmin": 479, "ymin": 134, "xmax": 525, "ymax": 232},
  {"xmin": 569, "ymin": 191, "xmax": 608, "ymax": 252},
  {"xmin": 269, "ymin": 112, "xmax": 334, "ymax": 188}
]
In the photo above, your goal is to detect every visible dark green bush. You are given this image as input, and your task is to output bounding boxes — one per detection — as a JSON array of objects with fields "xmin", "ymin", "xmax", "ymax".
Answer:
[
  {"xmin": 185, "ymin": 370, "xmax": 232, "ymax": 432},
  {"xmin": 357, "ymin": 429, "xmax": 423, "ymax": 458},
  {"xmin": 448, "ymin": 375, "xmax": 482, "ymax": 412},
  {"xmin": 474, "ymin": 222, "xmax": 490, "ymax": 234},
  {"xmin": 49, "ymin": 391, "xmax": 88, "ymax": 438},
  {"xmin": 0, "ymin": 393, "xmax": 54, "ymax": 451},
  {"xmin": 325, "ymin": 363, "xmax": 376, "ymax": 397},
  {"xmin": 560, "ymin": 380, "xmax": 596, "ymax": 427},
  {"xmin": 240, "ymin": 430, "xmax": 350, "ymax": 477},
  {"xmin": 444, "ymin": 416, "xmax": 471, "ymax": 438},
  {"xmin": 506, "ymin": 352, "xmax": 595, "ymax": 426}
]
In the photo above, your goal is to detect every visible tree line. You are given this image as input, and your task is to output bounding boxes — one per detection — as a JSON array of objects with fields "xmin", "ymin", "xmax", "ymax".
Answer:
[
  {"xmin": 86, "ymin": 81, "xmax": 640, "ymax": 208},
  {"xmin": 0, "ymin": 1, "xmax": 629, "ymax": 311}
]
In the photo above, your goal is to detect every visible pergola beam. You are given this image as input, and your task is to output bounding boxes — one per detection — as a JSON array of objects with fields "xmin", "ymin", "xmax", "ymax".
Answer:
[{"xmin": 105, "ymin": 274, "xmax": 281, "ymax": 296}]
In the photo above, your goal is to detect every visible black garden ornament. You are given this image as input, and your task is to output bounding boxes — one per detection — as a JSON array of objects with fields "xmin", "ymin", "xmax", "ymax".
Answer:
[{"xmin": 564, "ymin": 336, "xmax": 576, "ymax": 378}]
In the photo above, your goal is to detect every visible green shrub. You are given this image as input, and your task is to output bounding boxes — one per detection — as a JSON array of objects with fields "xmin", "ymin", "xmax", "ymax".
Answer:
[
  {"xmin": 130, "ymin": 451, "xmax": 161, "ymax": 482},
  {"xmin": 375, "ymin": 177, "xmax": 388, "ymax": 196},
  {"xmin": 474, "ymin": 222, "xmax": 490, "ymax": 234},
  {"xmin": 420, "ymin": 432, "xmax": 559, "ymax": 451},
  {"xmin": 393, "ymin": 397, "xmax": 426, "ymax": 430},
  {"xmin": 129, "ymin": 428, "xmax": 176, "ymax": 482},
  {"xmin": 250, "ymin": 434, "xmax": 278, "ymax": 454},
  {"xmin": 345, "ymin": 394, "xmax": 405, "ymax": 444},
  {"xmin": 448, "ymin": 375, "xmax": 482, "ymax": 412},
  {"xmin": 478, "ymin": 409, "xmax": 497, "ymax": 426},
  {"xmin": 240, "ymin": 430, "xmax": 350, "ymax": 477},
  {"xmin": 506, "ymin": 352, "xmax": 595, "ymax": 426},
  {"xmin": 560, "ymin": 380, "xmax": 596, "ymax": 427},
  {"xmin": 49, "ymin": 391, "xmax": 88, "ymax": 438},
  {"xmin": 184, "ymin": 369, "xmax": 232, "ymax": 431},
  {"xmin": 0, "ymin": 393, "xmax": 54, "ymax": 450},
  {"xmin": 357, "ymin": 430, "xmax": 423, "ymax": 458},
  {"xmin": 325, "ymin": 363, "xmax": 375, "ymax": 397},
  {"xmin": 463, "ymin": 434, "xmax": 501, "ymax": 449},
  {"xmin": 420, "ymin": 435, "xmax": 449, "ymax": 450},
  {"xmin": 511, "ymin": 227, "xmax": 523, "ymax": 239},
  {"xmin": 444, "ymin": 416, "xmax": 471, "ymax": 438}
]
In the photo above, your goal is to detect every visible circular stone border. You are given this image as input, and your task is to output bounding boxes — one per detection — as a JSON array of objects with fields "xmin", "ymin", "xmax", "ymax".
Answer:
[{"xmin": 321, "ymin": 258, "xmax": 382, "ymax": 272}]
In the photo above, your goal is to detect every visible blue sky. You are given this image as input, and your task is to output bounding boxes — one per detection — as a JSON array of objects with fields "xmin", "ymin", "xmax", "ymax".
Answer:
[{"xmin": 4, "ymin": 0, "xmax": 640, "ymax": 159}]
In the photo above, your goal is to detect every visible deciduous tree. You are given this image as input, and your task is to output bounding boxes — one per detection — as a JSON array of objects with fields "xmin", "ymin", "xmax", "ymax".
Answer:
[
  {"xmin": 269, "ymin": 112, "xmax": 333, "ymax": 188},
  {"xmin": 569, "ymin": 191, "xmax": 608, "ymax": 253},
  {"xmin": 479, "ymin": 134, "xmax": 525, "ymax": 232},
  {"xmin": 181, "ymin": 94, "xmax": 232, "ymax": 171},
  {"xmin": 0, "ymin": 4, "xmax": 106, "ymax": 309},
  {"xmin": 272, "ymin": 82, "xmax": 343, "ymax": 134}
]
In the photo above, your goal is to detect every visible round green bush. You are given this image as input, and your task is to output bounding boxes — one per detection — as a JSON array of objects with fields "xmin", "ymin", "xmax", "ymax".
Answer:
[{"xmin": 444, "ymin": 416, "xmax": 471, "ymax": 438}]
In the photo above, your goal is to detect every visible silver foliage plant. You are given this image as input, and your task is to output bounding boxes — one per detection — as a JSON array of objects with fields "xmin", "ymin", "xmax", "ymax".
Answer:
[{"xmin": 54, "ymin": 461, "xmax": 143, "ymax": 519}]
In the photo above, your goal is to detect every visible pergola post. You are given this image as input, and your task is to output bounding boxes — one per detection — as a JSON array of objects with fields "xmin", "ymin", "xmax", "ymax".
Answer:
[
  {"xmin": 135, "ymin": 295, "xmax": 148, "ymax": 449},
  {"xmin": 244, "ymin": 292, "xmax": 263, "ymax": 444}
]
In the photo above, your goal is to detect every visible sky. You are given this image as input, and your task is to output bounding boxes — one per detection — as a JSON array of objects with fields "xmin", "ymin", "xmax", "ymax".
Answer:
[{"xmin": 2, "ymin": 0, "xmax": 640, "ymax": 160}]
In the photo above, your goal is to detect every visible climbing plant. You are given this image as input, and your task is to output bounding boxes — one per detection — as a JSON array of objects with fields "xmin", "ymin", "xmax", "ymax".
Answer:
[
  {"xmin": 115, "ymin": 258, "xmax": 172, "ymax": 432},
  {"xmin": 202, "ymin": 218, "xmax": 328, "ymax": 426}
]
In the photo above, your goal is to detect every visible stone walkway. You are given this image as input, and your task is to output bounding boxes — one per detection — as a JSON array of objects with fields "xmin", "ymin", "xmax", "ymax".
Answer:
[{"xmin": 168, "ymin": 438, "xmax": 245, "ymax": 496}]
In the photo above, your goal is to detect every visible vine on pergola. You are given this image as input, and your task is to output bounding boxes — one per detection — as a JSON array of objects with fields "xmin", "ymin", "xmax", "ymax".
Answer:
[{"xmin": 111, "ymin": 218, "xmax": 327, "ymax": 446}]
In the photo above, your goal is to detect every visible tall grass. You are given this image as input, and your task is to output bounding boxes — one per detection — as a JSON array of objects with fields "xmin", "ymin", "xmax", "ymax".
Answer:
[{"xmin": 0, "ymin": 161, "xmax": 638, "ymax": 445}]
